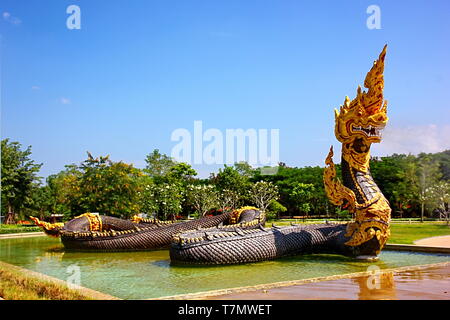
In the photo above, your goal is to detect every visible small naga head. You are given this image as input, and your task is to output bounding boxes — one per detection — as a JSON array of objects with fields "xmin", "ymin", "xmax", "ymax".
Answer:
[
  {"xmin": 334, "ymin": 45, "xmax": 388, "ymax": 171},
  {"xmin": 30, "ymin": 216, "xmax": 64, "ymax": 237}
]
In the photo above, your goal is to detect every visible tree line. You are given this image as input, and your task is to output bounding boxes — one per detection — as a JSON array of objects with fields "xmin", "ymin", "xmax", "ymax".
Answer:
[{"xmin": 1, "ymin": 138, "xmax": 449, "ymax": 223}]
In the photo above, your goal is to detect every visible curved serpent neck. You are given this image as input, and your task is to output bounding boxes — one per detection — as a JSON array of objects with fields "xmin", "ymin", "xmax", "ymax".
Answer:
[
  {"xmin": 323, "ymin": 145, "xmax": 391, "ymax": 254},
  {"xmin": 340, "ymin": 156, "xmax": 381, "ymax": 207}
]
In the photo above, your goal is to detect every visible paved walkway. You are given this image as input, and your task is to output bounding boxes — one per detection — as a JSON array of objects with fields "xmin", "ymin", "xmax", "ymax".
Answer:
[{"xmin": 414, "ymin": 235, "xmax": 450, "ymax": 247}]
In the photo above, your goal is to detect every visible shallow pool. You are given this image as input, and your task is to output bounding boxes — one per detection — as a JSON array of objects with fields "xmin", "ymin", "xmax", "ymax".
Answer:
[{"xmin": 0, "ymin": 236, "xmax": 448, "ymax": 299}]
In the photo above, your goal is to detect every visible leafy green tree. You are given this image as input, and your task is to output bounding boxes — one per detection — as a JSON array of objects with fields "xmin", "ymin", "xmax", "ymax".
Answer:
[
  {"xmin": 290, "ymin": 183, "xmax": 315, "ymax": 216},
  {"xmin": 393, "ymin": 159, "xmax": 419, "ymax": 218},
  {"xmin": 186, "ymin": 184, "xmax": 218, "ymax": 216},
  {"xmin": 1, "ymin": 139, "xmax": 42, "ymax": 224},
  {"xmin": 76, "ymin": 152, "xmax": 144, "ymax": 219},
  {"xmin": 267, "ymin": 199, "xmax": 287, "ymax": 220},
  {"xmin": 417, "ymin": 157, "xmax": 441, "ymax": 222},
  {"xmin": 139, "ymin": 181, "xmax": 158, "ymax": 216},
  {"xmin": 168, "ymin": 162, "xmax": 197, "ymax": 181},
  {"xmin": 371, "ymin": 154, "xmax": 419, "ymax": 217},
  {"xmin": 248, "ymin": 181, "xmax": 279, "ymax": 212},
  {"xmin": 23, "ymin": 184, "xmax": 52, "ymax": 220},
  {"xmin": 140, "ymin": 181, "xmax": 184, "ymax": 220},
  {"xmin": 427, "ymin": 180, "xmax": 450, "ymax": 223},
  {"xmin": 211, "ymin": 165, "xmax": 251, "ymax": 202},
  {"xmin": 234, "ymin": 161, "xmax": 255, "ymax": 178},
  {"xmin": 252, "ymin": 165, "xmax": 328, "ymax": 216},
  {"xmin": 423, "ymin": 150, "xmax": 450, "ymax": 181},
  {"xmin": 335, "ymin": 207, "xmax": 351, "ymax": 220},
  {"xmin": 144, "ymin": 149, "xmax": 176, "ymax": 178},
  {"xmin": 44, "ymin": 165, "xmax": 83, "ymax": 220},
  {"xmin": 371, "ymin": 153, "xmax": 447, "ymax": 219},
  {"xmin": 217, "ymin": 189, "xmax": 241, "ymax": 211}
]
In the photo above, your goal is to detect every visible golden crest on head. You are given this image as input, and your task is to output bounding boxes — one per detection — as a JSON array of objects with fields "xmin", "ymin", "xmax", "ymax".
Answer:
[{"xmin": 334, "ymin": 45, "xmax": 389, "ymax": 146}]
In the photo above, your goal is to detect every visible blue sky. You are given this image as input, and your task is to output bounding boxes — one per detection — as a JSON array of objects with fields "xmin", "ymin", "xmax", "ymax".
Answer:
[{"xmin": 1, "ymin": 0, "xmax": 450, "ymax": 179}]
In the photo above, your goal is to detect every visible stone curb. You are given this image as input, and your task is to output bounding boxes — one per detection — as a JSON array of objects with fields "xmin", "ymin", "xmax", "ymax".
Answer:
[
  {"xmin": 385, "ymin": 243, "xmax": 450, "ymax": 254},
  {"xmin": 0, "ymin": 232, "xmax": 46, "ymax": 239}
]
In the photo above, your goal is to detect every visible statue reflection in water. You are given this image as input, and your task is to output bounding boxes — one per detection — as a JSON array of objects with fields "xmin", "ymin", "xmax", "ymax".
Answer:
[{"xmin": 354, "ymin": 266, "xmax": 397, "ymax": 300}]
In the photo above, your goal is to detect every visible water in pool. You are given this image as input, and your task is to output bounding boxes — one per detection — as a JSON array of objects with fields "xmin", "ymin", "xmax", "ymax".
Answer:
[{"xmin": 0, "ymin": 236, "xmax": 448, "ymax": 299}]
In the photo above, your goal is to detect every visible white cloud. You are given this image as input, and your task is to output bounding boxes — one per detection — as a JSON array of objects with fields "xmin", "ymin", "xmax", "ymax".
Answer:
[
  {"xmin": 375, "ymin": 124, "xmax": 450, "ymax": 155},
  {"xmin": 2, "ymin": 11, "xmax": 21, "ymax": 25},
  {"xmin": 31, "ymin": 85, "xmax": 40, "ymax": 90},
  {"xmin": 60, "ymin": 97, "xmax": 71, "ymax": 105}
]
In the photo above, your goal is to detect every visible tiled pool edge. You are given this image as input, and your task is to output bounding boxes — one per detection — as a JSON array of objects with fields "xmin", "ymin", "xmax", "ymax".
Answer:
[
  {"xmin": 152, "ymin": 261, "xmax": 450, "ymax": 300},
  {"xmin": 0, "ymin": 261, "xmax": 120, "ymax": 300}
]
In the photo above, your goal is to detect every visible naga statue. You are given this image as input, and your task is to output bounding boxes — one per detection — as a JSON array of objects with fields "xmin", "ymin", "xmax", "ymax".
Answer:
[
  {"xmin": 170, "ymin": 46, "xmax": 391, "ymax": 264},
  {"xmin": 31, "ymin": 207, "xmax": 265, "ymax": 251}
]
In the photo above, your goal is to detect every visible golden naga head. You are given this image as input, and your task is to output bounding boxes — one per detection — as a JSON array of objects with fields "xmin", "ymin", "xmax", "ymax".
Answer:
[
  {"xmin": 334, "ymin": 45, "xmax": 389, "ymax": 149},
  {"xmin": 30, "ymin": 216, "xmax": 64, "ymax": 237}
]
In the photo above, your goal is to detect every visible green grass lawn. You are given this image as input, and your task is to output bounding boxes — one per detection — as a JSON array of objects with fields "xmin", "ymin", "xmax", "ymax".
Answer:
[
  {"xmin": 266, "ymin": 220, "xmax": 450, "ymax": 245},
  {"xmin": 388, "ymin": 223, "xmax": 450, "ymax": 244}
]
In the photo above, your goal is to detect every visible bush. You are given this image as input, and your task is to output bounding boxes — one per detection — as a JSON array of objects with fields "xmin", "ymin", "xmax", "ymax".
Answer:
[
  {"xmin": 0, "ymin": 224, "xmax": 42, "ymax": 234},
  {"xmin": 267, "ymin": 200, "xmax": 287, "ymax": 220},
  {"xmin": 335, "ymin": 208, "xmax": 351, "ymax": 220}
]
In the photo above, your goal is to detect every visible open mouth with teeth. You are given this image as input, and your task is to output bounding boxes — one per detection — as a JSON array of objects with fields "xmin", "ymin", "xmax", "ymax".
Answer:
[{"xmin": 351, "ymin": 124, "xmax": 384, "ymax": 138}]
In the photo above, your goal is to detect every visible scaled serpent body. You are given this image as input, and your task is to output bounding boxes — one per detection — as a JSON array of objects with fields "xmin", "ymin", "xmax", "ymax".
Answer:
[
  {"xmin": 169, "ymin": 159, "xmax": 386, "ymax": 264},
  {"xmin": 170, "ymin": 46, "xmax": 392, "ymax": 265},
  {"xmin": 33, "ymin": 207, "xmax": 265, "ymax": 251}
]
